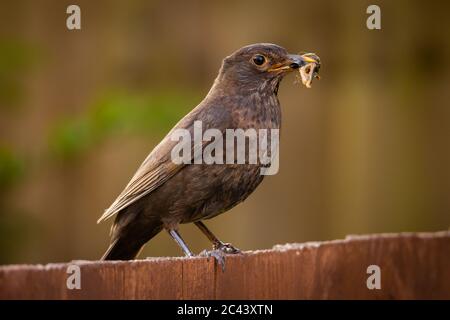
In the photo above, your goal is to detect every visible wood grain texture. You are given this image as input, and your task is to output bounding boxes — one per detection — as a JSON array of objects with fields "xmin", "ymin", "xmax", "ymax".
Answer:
[{"xmin": 1, "ymin": 232, "xmax": 449, "ymax": 300}]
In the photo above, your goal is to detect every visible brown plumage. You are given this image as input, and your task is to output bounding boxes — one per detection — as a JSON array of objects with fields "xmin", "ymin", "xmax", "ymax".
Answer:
[{"xmin": 99, "ymin": 43, "xmax": 320, "ymax": 263}]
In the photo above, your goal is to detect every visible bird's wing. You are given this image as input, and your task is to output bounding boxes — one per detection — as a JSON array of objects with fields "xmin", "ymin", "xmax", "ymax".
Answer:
[
  {"xmin": 97, "ymin": 134, "xmax": 183, "ymax": 223},
  {"xmin": 97, "ymin": 100, "xmax": 233, "ymax": 223}
]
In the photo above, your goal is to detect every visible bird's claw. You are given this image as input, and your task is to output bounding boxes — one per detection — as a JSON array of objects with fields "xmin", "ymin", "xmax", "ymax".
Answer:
[
  {"xmin": 200, "ymin": 243, "xmax": 241, "ymax": 272},
  {"xmin": 214, "ymin": 242, "xmax": 241, "ymax": 254},
  {"xmin": 200, "ymin": 249, "xmax": 227, "ymax": 272}
]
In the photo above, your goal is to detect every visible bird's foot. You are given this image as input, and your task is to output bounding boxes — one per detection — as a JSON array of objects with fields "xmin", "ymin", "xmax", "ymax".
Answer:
[
  {"xmin": 200, "ymin": 249, "xmax": 227, "ymax": 272},
  {"xmin": 200, "ymin": 243, "xmax": 241, "ymax": 272},
  {"xmin": 213, "ymin": 241, "xmax": 241, "ymax": 254}
]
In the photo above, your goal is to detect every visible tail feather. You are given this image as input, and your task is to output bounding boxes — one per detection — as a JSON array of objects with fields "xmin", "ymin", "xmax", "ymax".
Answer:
[
  {"xmin": 101, "ymin": 238, "xmax": 143, "ymax": 260},
  {"xmin": 101, "ymin": 215, "xmax": 163, "ymax": 261}
]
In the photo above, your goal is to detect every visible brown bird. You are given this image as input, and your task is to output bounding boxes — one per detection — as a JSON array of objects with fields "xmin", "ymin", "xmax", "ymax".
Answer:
[{"xmin": 98, "ymin": 43, "xmax": 320, "ymax": 266}]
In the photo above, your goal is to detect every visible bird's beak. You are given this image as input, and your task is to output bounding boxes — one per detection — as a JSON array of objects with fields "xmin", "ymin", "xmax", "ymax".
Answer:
[
  {"xmin": 288, "ymin": 53, "xmax": 320, "ymax": 69},
  {"xmin": 268, "ymin": 53, "xmax": 320, "ymax": 72}
]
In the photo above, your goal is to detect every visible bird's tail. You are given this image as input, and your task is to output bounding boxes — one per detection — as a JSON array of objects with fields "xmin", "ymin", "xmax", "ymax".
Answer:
[
  {"xmin": 101, "ymin": 218, "xmax": 163, "ymax": 261},
  {"xmin": 101, "ymin": 238, "xmax": 140, "ymax": 261}
]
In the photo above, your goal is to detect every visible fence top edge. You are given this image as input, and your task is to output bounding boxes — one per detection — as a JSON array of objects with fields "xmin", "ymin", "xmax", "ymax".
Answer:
[{"xmin": 1, "ymin": 230, "xmax": 448, "ymax": 272}]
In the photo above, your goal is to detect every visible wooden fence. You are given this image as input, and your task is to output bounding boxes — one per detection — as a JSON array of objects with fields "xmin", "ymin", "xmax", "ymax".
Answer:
[{"xmin": 1, "ymin": 231, "xmax": 449, "ymax": 299}]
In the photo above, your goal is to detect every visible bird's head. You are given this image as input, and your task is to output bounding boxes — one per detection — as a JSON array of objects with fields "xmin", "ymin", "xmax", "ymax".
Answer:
[{"xmin": 216, "ymin": 43, "xmax": 319, "ymax": 93}]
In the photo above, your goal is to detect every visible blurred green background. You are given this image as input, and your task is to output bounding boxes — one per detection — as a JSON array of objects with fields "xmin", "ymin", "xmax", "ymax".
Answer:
[{"xmin": 0, "ymin": 0, "xmax": 449, "ymax": 264}]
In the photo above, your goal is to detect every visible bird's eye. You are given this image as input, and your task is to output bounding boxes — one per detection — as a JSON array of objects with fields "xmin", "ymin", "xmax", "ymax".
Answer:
[{"xmin": 252, "ymin": 55, "xmax": 266, "ymax": 66}]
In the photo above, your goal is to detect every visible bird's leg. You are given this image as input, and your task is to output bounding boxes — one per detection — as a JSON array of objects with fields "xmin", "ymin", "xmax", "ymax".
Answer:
[
  {"xmin": 194, "ymin": 221, "xmax": 241, "ymax": 254},
  {"xmin": 167, "ymin": 229, "xmax": 194, "ymax": 257}
]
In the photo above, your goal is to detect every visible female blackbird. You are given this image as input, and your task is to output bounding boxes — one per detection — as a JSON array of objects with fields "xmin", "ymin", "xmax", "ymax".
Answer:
[{"xmin": 99, "ymin": 43, "xmax": 319, "ymax": 266}]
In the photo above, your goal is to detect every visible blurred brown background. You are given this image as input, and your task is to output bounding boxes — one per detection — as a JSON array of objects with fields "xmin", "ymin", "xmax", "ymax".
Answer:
[{"xmin": 0, "ymin": 0, "xmax": 449, "ymax": 264}]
